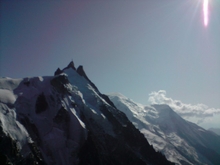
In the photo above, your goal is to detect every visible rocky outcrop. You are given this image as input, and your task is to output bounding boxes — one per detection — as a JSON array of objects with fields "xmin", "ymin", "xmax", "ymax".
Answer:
[
  {"xmin": 54, "ymin": 68, "xmax": 63, "ymax": 75},
  {"xmin": 63, "ymin": 61, "xmax": 76, "ymax": 71},
  {"xmin": 50, "ymin": 74, "xmax": 70, "ymax": 93},
  {"xmin": 0, "ymin": 128, "xmax": 45, "ymax": 165}
]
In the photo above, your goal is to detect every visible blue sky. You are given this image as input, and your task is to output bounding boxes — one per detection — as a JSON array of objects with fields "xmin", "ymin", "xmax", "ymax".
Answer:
[{"xmin": 1, "ymin": 1, "xmax": 220, "ymax": 128}]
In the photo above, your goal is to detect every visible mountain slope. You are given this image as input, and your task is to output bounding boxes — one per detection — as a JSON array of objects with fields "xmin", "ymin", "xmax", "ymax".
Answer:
[
  {"xmin": 208, "ymin": 128, "xmax": 220, "ymax": 136},
  {"xmin": 0, "ymin": 61, "xmax": 174, "ymax": 165},
  {"xmin": 108, "ymin": 93, "xmax": 220, "ymax": 165}
]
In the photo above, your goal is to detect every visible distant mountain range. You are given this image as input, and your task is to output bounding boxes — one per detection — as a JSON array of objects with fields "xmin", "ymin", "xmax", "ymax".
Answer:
[
  {"xmin": 108, "ymin": 93, "xmax": 220, "ymax": 165},
  {"xmin": 0, "ymin": 61, "xmax": 219, "ymax": 165}
]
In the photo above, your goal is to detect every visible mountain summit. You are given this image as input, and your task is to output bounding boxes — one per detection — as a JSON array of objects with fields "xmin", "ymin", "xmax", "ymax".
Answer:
[{"xmin": 0, "ymin": 62, "xmax": 173, "ymax": 165}]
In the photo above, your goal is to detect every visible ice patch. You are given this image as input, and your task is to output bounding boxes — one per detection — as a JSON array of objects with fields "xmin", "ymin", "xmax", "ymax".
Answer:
[
  {"xmin": 101, "ymin": 113, "xmax": 106, "ymax": 119},
  {"xmin": 0, "ymin": 89, "xmax": 16, "ymax": 104},
  {"xmin": 39, "ymin": 76, "xmax": 44, "ymax": 82},
  {"xmin": 0, "ymin": 103, "xmax": 31, "ymax": 151}
]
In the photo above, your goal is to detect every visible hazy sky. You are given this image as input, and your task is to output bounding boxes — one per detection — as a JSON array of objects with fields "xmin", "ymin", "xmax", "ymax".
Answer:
[{"xmin": 1, "ymin": 1, "xmax": 220, "ymax": 128}]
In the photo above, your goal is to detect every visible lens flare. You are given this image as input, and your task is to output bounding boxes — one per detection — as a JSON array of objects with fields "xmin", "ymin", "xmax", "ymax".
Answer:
[{"xmin": 203, "ymin": 0, "xmax": 209, "ymax": 27}]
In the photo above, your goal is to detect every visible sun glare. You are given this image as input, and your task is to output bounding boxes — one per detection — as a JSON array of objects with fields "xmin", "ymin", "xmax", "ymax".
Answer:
[{"xmin": 203, "ymin": 0, "xmax": 209, "ymax": 27}]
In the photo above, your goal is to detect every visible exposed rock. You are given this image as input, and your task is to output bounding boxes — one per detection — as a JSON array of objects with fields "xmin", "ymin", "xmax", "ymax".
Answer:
[
  {"xmin": 50, "ymin": 74, "xmax": 70, "ymax": 93},
  {"xmin": 54, "ymin": 68, "xmax": 63, "ymax": 76},
  {"xmin": 53, "ymin": 107, "xmax": 70, "ymax": 124},
  {"xmin": 63, "ymin": 61, "xmax": 76, "ymax": 71},
  {"xmin": 23, "ymin": 78, "xmax": 30, "ymax": 86},
  {"xmin": 100, "ymin": 94, "xmax": 117, "ymax": 109},
  {"xmin": 76, "ymin": 66, "xmax": 88, "ymax": 79},
  {"xmin": 19, "ymin": 115, "xmax": 41, "ymax": 145},
  {"xmin": 0, "ymin": 124, "xmax": 45, "ymax": 165},
  {"xmin": 35, "ymin": 93, "xmax": 48, "ymax": 114}
]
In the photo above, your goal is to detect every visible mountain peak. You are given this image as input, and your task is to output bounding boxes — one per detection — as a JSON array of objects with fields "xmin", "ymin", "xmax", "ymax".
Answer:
[
  {"xmin": 54, "ymin": 61, "xmax": 76, "ymax": 75},
  {"xmin": 76, "ymin": 65, "xmax": 87, "ymax": 79},
  {"xmin": 54, "ymin": 67, "xmax": 63, "ymax": 75},
  {"xmin": 67, "ymin": 60, "xmax": 76, "ymax": 70},
  {"xmin": 63, "ymin": 61, "xmax": 76, "ymax": 71},
  {"xmin": 76, "ymin": 65, "xmax": 99, "ymax": 92},
  {"xmin": 55, "ymin": 61, "xmax": 100, "ymax": 94}
]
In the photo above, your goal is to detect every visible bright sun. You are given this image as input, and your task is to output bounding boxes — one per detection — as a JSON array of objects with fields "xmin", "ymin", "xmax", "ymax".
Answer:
[{"xmin": 203, "ymin": 0, "xmax": 209, "ymax": 27}]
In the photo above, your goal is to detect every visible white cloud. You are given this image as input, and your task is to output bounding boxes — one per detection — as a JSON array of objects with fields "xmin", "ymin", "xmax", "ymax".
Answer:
[{"xmin": 148, "ymin": 90, "xmax": 220, "ymax": 125}]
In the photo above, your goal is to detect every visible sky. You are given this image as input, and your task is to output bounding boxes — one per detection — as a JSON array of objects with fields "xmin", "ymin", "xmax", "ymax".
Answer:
[{"xmin": 1, "ymin": 0, "xmax": 220, "ymax": 128}]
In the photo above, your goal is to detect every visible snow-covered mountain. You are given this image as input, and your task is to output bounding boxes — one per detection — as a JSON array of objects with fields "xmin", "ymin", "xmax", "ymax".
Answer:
[
  {"xmin": 208, "ymin": 128, "xmax": 220, "ymax": 136},
  {"xmin": 108, "ymin": 93, "xmax": 220, "ymax": 165},
  {"xmin": 0, "ymin": 61, "xmax": 174, "ymax": 165}
]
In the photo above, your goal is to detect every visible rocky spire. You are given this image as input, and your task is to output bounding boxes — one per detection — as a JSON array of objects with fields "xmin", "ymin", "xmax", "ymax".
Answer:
[
  {"xmin": 67, "ymin": 61, "xmax": 76, "ymax": 70},
  {"xmin": 54, "ymin": 68, "xmax": 63, "ymax": 76},
  {"xmin": 76, "ymin": 65, "xmax": 116, "ymax": 109},
  {"xmin": 76, "ymin": 65, "xmax": 99, "ymax": 92},
  {"xmin": 63, "ymin": 61, "xmax": 76, "ymax": 71},
  {"xmin": 76, "ymin": 65, "xmax": 88, "ymax": 79}
]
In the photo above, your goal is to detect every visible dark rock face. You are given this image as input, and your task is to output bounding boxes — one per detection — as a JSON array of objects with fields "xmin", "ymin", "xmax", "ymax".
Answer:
[
  {"xmin": 100, "ymin": 94, "xmax": 117, "ymax": 109},
  {"xmin": 0, "ymin": 125, "xmax": 45, "ymax": 165},
  {"xmin": 67, "ymin": 61, "xmax": 76, "ymax": 70},
  {"xmin": 23, "ymin": 78, "xmax": 30, "ymax": 86},
  {"xmin": 56, "ymin": 61, "xmax": 75, "ymax": 75},
  {"xmin": 54, "ymin": 68, "xmax": 63, "ymax": 75},
  {"xmin": 63, "ymin": 61, "xmax": 76, "ymax": 70},
  {"xmin": 19, "ymin": 115, "xmax": 41, "ymax": 145},
  {"xmin": 35, "ymin": 93, "xmax": 48, "ymax": 114},
  {"xmin": 78, "ymin": 132, "xmax": 146, "ymax": 165},
  {"xmin": 76, "ymin": 66, "xmax": 87, "ymax": 79},
  {"xmin": 0, "ymin": 127, "xmax": 22, "ymax": 165},
  {"xmin": 50, "ymin": 74, "xmax": 70, "ymax": 93},
  {"xmin": 53, "ymin": 107, "xmax": 70, "ymax": 124}
]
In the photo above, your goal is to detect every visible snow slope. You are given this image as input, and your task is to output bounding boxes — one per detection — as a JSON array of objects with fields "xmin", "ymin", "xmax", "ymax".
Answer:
[
  {"xmin": 0, "ymin": 75, "xmax": 87, "ymax": 165},
  {"xmin": 108, "ymin": 93, "xmax": 220, "ymax": 165}
]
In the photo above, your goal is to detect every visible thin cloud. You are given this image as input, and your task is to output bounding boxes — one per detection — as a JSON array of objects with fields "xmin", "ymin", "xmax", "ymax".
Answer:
[{"xmin": 148, "ymin": 90, "xmax": 220, "ymax": 124}]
